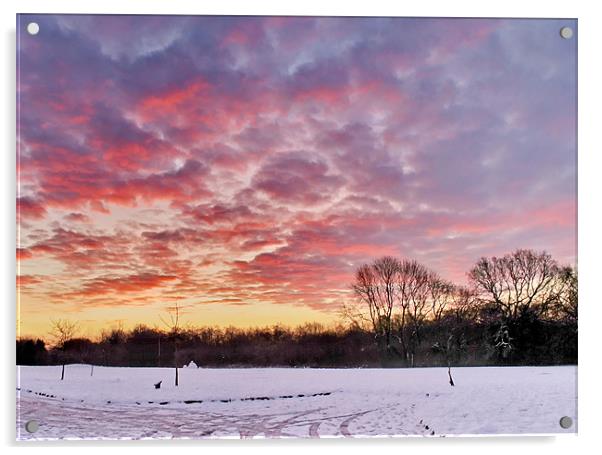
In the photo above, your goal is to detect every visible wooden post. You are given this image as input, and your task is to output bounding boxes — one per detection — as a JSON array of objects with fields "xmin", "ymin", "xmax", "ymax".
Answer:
[
  {"xmin": 174, "ymin": 339, "xmax": 179, "ymax": 386},
  {"xmin": 448, "ymin": 366, "xmax": 455, "ymax": 386},
  {"xmin": 446, "ymin": 334, "xmax": 455, "ymax": 386}
]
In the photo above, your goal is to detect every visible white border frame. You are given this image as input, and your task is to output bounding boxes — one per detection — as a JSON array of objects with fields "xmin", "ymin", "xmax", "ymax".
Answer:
[{"xmin": 3, "ymin": 1, "xmax": 600, "ymax": 453}]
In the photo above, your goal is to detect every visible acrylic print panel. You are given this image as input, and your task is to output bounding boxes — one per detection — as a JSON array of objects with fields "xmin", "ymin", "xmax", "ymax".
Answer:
[{"xmin": 16, "ymin": 14, "xmax": 577, "ymax": 440}]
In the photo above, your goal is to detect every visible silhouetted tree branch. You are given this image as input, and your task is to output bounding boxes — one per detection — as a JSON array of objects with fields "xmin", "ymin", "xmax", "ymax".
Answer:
[
  {"xmin": 49, "ymin": 319, "xmax": 78, "ymax": 380},
  {"xmin": 160, "ymin": 302, "xmax": 182, "ymax": 386}
]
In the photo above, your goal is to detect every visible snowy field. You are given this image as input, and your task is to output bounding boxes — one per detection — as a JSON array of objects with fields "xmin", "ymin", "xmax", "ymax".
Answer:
[{"xmin": 16, "ymin": 365, "xmax": 577, "ymax": 440}]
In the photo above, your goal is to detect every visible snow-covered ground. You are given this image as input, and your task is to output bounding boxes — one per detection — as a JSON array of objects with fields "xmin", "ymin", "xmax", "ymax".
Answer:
[{"xmin": 16, "ymin": 365, "xmax": 577, "ymax": 440}]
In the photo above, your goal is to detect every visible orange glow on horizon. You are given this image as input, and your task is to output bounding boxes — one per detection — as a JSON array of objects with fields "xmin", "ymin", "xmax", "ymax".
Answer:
[{"xmin": 17, "ymin": 16, "xmax": 576, "ymax": 343}]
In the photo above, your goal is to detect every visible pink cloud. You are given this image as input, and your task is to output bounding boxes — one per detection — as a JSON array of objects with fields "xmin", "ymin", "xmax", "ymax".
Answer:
[{"xmin": 17, "ymin": 16, "xmax": 575, "ymax": 322}]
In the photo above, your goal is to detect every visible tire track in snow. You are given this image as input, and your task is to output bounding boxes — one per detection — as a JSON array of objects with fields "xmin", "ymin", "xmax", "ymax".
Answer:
[
  {"xmin": 17, "ymin": 394, "xmax": 428, "ymax": 439},
  {"xmin": 339, "ymin": 410, "xmax": 378, "ymax": 437},
  {"xmin": 309, "ymin": 422, "xmax": 321, "ymax": 437}
]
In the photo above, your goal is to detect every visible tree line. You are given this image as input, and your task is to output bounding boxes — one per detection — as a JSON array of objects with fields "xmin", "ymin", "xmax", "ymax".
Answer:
[
  {"xmin": 17, "ymin": 322, "xmax": 379, "ymax": 369},
  {"xmin": 16, "ymin": 249, "xmax": 576, "ymax": 369},
  {"xmin": 345, "ymin": 249, "xmax": 577, "ymax": 367}
]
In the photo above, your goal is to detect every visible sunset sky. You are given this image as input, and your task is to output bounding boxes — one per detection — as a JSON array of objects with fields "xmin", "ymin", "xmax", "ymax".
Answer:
[{"xmin": 17, "ymin": 15, "xmax": 576, "ymax": 338}]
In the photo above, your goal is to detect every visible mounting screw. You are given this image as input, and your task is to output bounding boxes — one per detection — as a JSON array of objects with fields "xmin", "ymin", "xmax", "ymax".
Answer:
[
  {"xmin": 559, "ymin": 416, "xmax": 573, "ymax": 429},
  {"xmin": 27, "ymin": 22, "xmax": 40, "ymax": 36},
  {"xmin": 559, "ymin": 27, "xmax": 573, "ymax": 40},
  {"xmin": 25, "ymin": 420, "xmax": 39, "ymax": 433}
]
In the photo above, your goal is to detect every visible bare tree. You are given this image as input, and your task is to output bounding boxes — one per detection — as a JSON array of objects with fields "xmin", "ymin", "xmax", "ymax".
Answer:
[
  {"xmin": 160, "ymin": 302, "xmax": 182, "ymax": 386},
  {"xmin": 432, "ymin": 286, "xmax": 480, "ymax": 386},
  {"xmin": 351, "ymin": 257, "xmax": 452, "ymax": 366},
  {"xmin": 339, "ymin": 301, "xmax": 371, "ymax": 332},
  {"xmin": 352, "ymin": 257, "xmax": 400, "ymax": 360},
  {"xmin": 468, "ymin": 249, "xmax": 561, "ymax": 319},
  {"xmin": 429, "ymin": 278, "xmax": 456, "ymax": 322},
  {"xmin": 49, "ymin": 319, "xmax": 78, "ymax": 380},
  {"xmin": 552, "ymin": 266, "xmax": 578, "ymax": 324},
  {"xmin": 396, "ymin": 260, "xmax": 432, "ymax": 366},
  {"xmin": 449, "ymin": 286, "xmax": 480, "ymax": 323}
]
